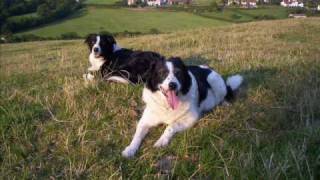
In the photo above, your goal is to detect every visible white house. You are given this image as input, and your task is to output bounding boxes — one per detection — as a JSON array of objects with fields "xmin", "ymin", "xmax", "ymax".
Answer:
[
  {"xmin": 128, "ymin": 0, "xmax": 135, "ymax": 5},
  {"xmin": 128, "ymin": 0, "xmax": 190, "ymax": 6},
  {"xmin": 318, "ymin": 4, "xmax": 320, "ymax": 10},
  {"xmin": 227, "ymin": 0, "xmax": 257, "ymax": 8},
  {"xmin": 280, "ymin": 0, "xmax": 304, "ymax": 7},
  {"xmin": 146, "ymin": 0, "xmax": 167, "ymax": 6}
]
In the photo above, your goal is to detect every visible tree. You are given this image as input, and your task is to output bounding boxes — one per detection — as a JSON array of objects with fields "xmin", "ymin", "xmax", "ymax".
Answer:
[{"xmin": 37, "ymin": 4, "xmax": 51, "ymax": 17}]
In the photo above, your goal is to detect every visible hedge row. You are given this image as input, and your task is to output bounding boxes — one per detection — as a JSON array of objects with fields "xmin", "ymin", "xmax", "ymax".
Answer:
[{"xmin": 1, "ymin": 29, "xmax": 161, "ymax": 43}]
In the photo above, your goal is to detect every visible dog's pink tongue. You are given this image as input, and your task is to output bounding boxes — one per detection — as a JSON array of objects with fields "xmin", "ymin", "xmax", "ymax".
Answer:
[{"xmin": 166, "ymin": 90, "xmax": 179, "ymax": 110}]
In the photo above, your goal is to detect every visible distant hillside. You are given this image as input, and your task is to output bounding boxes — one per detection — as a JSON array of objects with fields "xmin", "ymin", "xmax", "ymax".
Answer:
[
  {"xmin": 17, "ymin": 6, "xmax": 288, "ymax": 38},
  {"xmin": 1, "ymin": 18, "xmax": 320, "ymax": 179},
  {"xmin": 19, "ymin": 7, "xmax": 231, "ymax": 37}
]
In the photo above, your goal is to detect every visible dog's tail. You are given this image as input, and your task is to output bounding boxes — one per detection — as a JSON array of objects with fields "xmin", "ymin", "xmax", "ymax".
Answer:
[{"xmin": 225, "ymin": 74, "xmax": 243, "ymax": 101}]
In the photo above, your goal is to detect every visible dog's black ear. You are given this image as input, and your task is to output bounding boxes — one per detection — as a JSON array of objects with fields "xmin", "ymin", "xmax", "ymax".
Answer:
[
  {"xmin": 146, "ymin": 61, "xmax": 159, "ymax": 92},
  {"xmin": 146, "ymin": 58, "xmax": 166, "ymax": 92},
  {"xmin": 85, "ymin": 34, "xmax": 96, "ymax": 44},
  {"xmin": 169, "ymin": 57, "xmax": 187, "ymax": 70},
  {"xmin": 99, "ymin": 34, "xmax": 116, "ymax": 56},
  {"xmin": 100, "ymin": 34, "xmax": 116, "ymax": 45},
  {"xmin": 169, "ymin": 57, "xmax": 191, "ymax": 95}
]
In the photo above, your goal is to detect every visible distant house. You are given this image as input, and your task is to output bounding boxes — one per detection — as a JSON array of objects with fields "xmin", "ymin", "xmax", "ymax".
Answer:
[
  {"xmin": 227, "ymin": 0, "xmax": 257, "ymax": 8},
  {"xmin": 146, "ymin": 0, "xmax": 167, "ymax": 6},
  {"xmin": 127, "ymin": 0, "xmax": 191, "ymax": 6},
  {"xmin": 128, "ymin": 0, "xmax": 136, "ymax": 5},
  {"xmin": 318, "ymin": 4, "xmax": 320, "ymax": 10},
  {"xmin": 280, "ymin": 0, "xmax": 304, "ymax": 7}
]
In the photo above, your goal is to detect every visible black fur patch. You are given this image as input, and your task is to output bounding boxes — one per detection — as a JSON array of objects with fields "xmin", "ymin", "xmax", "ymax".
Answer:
[
  {"xmin": 146, "ymin": 58, "xmax": 168, "ymax": 92},
  {"xmin": 188, "ymin": 66, "xmax": 212, "ymax": 106},
  {"xmin": 167, "ymin": 57, "xmax": 191, "ymax": 95},
  {"xmin": 225, "ymin": 85, "xmax": 234, "ymax": 102}
]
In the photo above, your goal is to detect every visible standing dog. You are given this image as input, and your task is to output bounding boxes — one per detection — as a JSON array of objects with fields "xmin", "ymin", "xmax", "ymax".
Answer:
[
  {"xmin": 122, "ymin": 57, "xmax": 243, "ymax": 158},
  {"xmin": 84, "ymin": 34, "xmax": 163, "ymax": 84}
]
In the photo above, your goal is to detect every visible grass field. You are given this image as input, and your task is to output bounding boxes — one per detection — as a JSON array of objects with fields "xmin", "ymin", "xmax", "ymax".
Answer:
[
  {"xmin": 16, "ymin": 5, "xmax": 288, "ymax": 38},
  {"xmin": 1, "ymin": 18, "xmax": 320, "ymax": 178},
  {"xmin": 200, "ymin": 6, "xmax": 288, "ymax": 23},
  {"xmin": 7, "ymin": 12, "xmax": 39, "ymax": 21},
  {"xmin": 84, "ymin": 0, "xmax": 122, "ymax": 5},
  {"xmin": 20, "ymin": 7, "xmax": 230, "ymax": 37}
]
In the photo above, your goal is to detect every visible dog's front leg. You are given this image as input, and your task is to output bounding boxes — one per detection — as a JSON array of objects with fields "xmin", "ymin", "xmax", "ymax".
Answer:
[
  {"xmin": 122, "ymin": 109, "xmax": 155, "ymax": 158},
  {"xmin": 83, "ymin": 73, "xmax": 95, "ymax": 81},
  {"xmin": 154, "ymin": 118, "xmax": 197, "ymax": 148},
  {"xmin": 122, "ymin": 122, "xmax": 151, "ymax": 158}
]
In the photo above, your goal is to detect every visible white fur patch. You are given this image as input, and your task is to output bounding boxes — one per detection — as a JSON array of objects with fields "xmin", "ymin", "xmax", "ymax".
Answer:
[
  {"xmin": 113, "ymin": 44, "xmax": 122, "ymax": 52},
  {"xmin": 226, "ymin": 74, "xmax": 243, "ymax": 91},
  {"xmin": 83, "ymin": 73, "xmax": 95, "ymax": 81},
  {"xmin": 107, "ymin": 76, "xmax": 130, "ymax": 84},
  {"xmin": 93, "ymin": 35, "xmax": 101, "ymax": 54},
  {"xmin": 159, "ymin": 62, "xmax": 181, "ymax": 91},
  {"xmin": 88, "ymin": 53, "xmax": 104, "ymax": 72}
]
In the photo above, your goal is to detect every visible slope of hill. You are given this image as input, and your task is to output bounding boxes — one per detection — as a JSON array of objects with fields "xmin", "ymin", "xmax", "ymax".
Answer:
[
  {"xmin": 1, "ymin": 18, "xmax": 320, "ymax": 179},
  {"xmin": 17, "ymin": 5, "xmax": 289, "ymax": 38},
  {"xmin": 19, "ymin": 7, "xmax": 230, "ymax": 37}
]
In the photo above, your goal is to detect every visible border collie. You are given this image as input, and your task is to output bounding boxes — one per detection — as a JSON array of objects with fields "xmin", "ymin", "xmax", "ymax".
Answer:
[
  {"xmin": 84, "ymin": 34, "xmax": 163, "ymax": 84},
  {"xmin": 122, "ymin": 57, "xmax": 243, "ymax": 158}
]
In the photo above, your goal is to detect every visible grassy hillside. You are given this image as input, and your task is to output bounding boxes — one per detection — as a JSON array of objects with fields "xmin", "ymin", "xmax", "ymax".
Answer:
[
  {"xmin": 84, "ymin": 0, "xmax": 122, "ymax": 5},
  {"xmin": 1, "ymin": 18, "xmax": 320, "ymax": 179},
  {"xmin": 19, "ymin": 7, "xmax": 230, "ymax": 38},
  {"xmin": 17, "ymin": 6, "xmax": 288, "ymax": 38},
  {"xmin": 201, "ymin": 6, "xmax": 288, "ymax": 22}
]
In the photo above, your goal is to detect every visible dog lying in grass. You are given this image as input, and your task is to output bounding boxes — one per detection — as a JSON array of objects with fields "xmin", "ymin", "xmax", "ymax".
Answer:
[
  {"xmin": 83, "ymin": 34, "xmax": 164, "ymax": 84},
  {"xmin": 122, "ymin": 57, "xmax": 243, "ymax": 158}
]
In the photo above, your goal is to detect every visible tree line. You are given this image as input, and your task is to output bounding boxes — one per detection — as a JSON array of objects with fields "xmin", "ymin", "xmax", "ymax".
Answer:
[{"xmin": 0, "ymin": 0, "xmax": 83, "ymax": 34}]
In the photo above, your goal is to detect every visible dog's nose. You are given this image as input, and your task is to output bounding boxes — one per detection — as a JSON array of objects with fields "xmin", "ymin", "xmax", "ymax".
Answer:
[
  {"xmin": 169, "ymin": 82, "xmax": 177, "ymax": 90},
  {"xmin": 93, "ymin": 47, "xmax": 99, "ymax": 53}
]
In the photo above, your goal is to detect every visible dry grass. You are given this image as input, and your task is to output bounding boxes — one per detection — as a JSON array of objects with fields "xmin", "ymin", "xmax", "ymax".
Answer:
[{"xmin": 1, "ymin": 18, "xmax": 320, "ymax": 179}]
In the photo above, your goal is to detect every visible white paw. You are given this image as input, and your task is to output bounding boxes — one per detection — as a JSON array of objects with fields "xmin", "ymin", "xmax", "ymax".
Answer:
[
  {"xmin": 154, "ymin": 138, "xmax": 169, "ymax": 148},
  {"xmin": 83, "ymin": 73, "xmax": 95, "ymax": 81},
  {"xmin": 122, "ymin": 146, "xmax": 137, "ymax": 158}
]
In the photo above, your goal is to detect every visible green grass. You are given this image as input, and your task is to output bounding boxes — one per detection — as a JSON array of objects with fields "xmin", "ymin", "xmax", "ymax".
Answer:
[
  {"xmin": 192, "ymin": 0, "xmax": 217, "ymax": 6},
  {"xmin": 200, "ymin": 6, "xmax": 288, "ymax": 23},
  {"xmin": 1, "ymin": 18, "xmax": 320, "ymax": 178},
  {"xmin": 19, "ymin": 7, "xmax": 230, "ymax": 38},
  {"xmin": 7, "ymin": 12, "xmax": 38, "ymax": 21},
  {"xmin": 16, "ymin": 6, "xmax": 289, "ymax": 38},
  {"xmin": 84, "ymin": 0, "xmax": 122, "ymax": 5}
]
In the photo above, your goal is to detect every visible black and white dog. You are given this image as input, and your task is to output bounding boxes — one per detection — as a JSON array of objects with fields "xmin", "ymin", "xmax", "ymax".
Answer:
[
  {"xmin": 122, "ymin": 57, "xmax": 243, "ymax": 158},
  {"xmin": 84, "ymin": 34, "xmax": 163, "ymax": 84}
]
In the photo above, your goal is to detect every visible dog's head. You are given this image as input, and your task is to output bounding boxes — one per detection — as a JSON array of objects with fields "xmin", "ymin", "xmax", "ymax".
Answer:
[
  {"xmin": 85, "ymin": 34, "xmax": 116, "ymax": 58},
  {"xmin": 146, "ymin": 57, "xmax": 191, "ymax": 110}
]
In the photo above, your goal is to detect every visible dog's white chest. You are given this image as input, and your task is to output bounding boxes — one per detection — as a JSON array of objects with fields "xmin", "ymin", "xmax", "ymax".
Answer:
[
  {"xmin": 142, "ymin": 88, "xmax": 196, "ymax": 124},
  {"xmin": 88, "ymin": 53, "xmax": 105, "ymax": 71}
]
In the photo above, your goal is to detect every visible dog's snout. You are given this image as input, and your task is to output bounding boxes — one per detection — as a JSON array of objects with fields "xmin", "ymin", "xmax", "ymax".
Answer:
[
  {"xmin": 93, "ymin": 47, "xmax": 99, "ymax": 53},
  {"xmin": 168, "ymin": 82, "xmax": 177, "ymax": 90}
]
